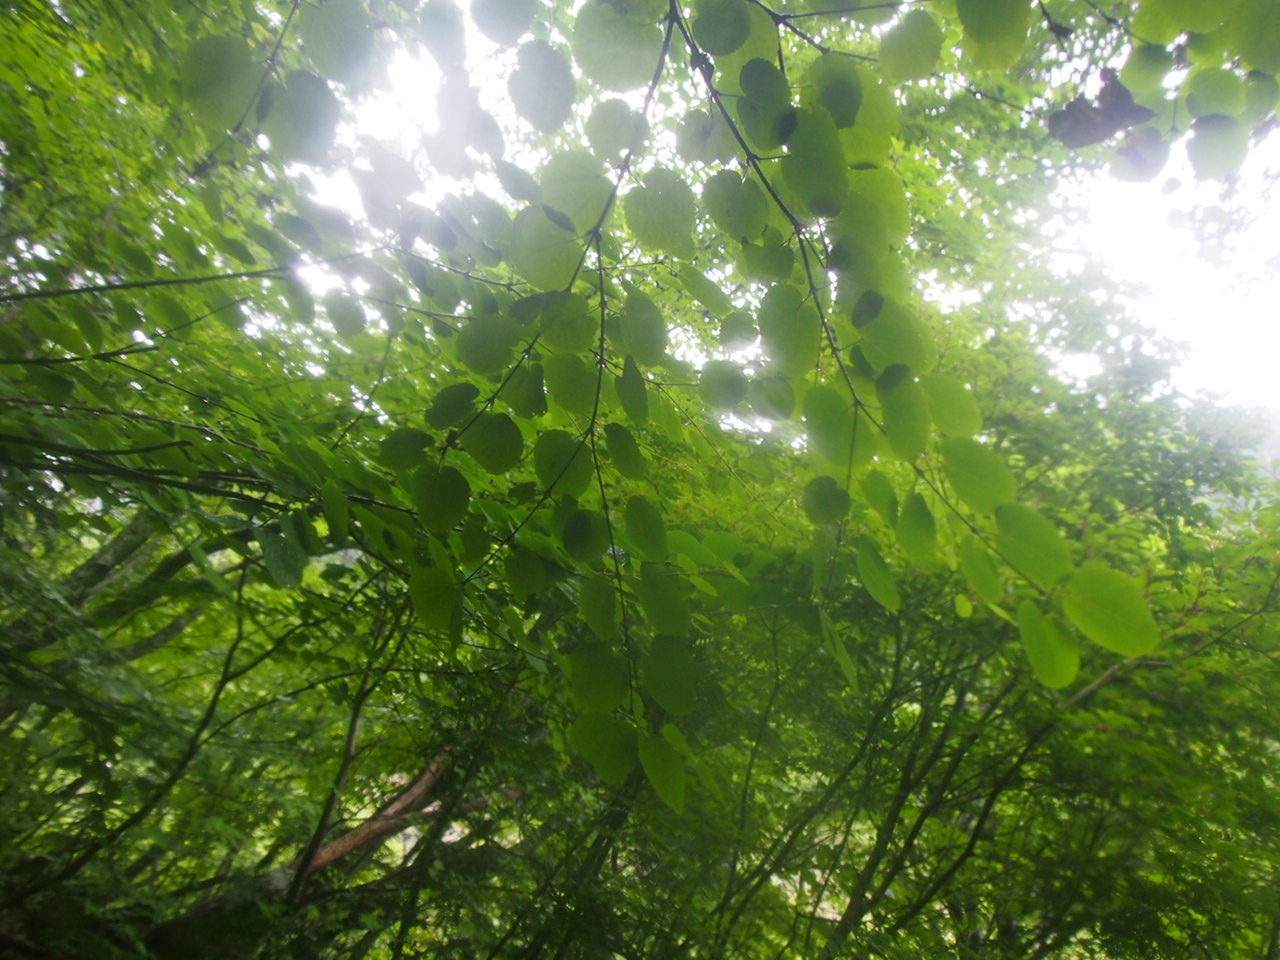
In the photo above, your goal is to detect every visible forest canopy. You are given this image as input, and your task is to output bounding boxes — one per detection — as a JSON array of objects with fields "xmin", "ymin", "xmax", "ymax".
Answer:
[{"xmin": 2, "ymin": 0, "xmax": 1279, "ymax": 957}]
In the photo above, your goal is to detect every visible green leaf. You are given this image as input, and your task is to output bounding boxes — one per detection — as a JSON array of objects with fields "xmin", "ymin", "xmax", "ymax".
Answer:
[
  {"xmin": 1018, "ymin": 601, "xmax": 1080, "ymax": 689},
  {"xmin": 637, "ymin": 563, "xmax": 692, "ymax": 635},
  {"xmin": 539, "ymin": 293, "xmax": 595, "ymax": 354},
  {"xmin": 569, "ymin": 713, "xmax": 637, "ymax": 784},
  {"xmin": 510, "ymin": 40, "xmax": 576, "ymax": 132},
  {"xmin": 262, "ymin": 71, "xmax": 340, "ymax": 164},
  {"xmin": 758, "ymin": 284, "xmax": 819, "ymax": 378},
  {"xmin": 738, "ymin": 234, "xmax": 794, "ymax": 283},
  {"xmin": 569, "ymin": 642, "xmax": 630, "ymax": 711},
  {"xmin": 299, "ymin": 0, "xmax": 375, "ymax": 85},
  {"xmin": 1061, "ymin": 561, "xmax": 1161, "ymax": 657},
  {"xmin": 803, "ymin": 476, "xmax": 850, "ymax": 525},
  {"xmin": 1235, "ymin": 3, "xmax": 1280, "ymax": 73},
  {"xmin": 703, "ymin": 171, "xmax": 768, "ymax": 241},
  {"xmin": 568, "ymin": 716, "xmax": 637, "ymax": 788},
  {"xmin": 941, "ymin": 438, "xmax": 1017, "ymax": 515},
  {"xmin": 1242, "ymin": 71, "xmax": 1280, "ymax": 124},
  {"xmin": 624, "ymin": 168, "xmax": 696, "ymax": 254},
  {"xmin": 625, "ymin": 496, "xmax": 668, "ymax": 561},
  {"xmin": 182, "ymin": 35, "xmax": 259, "ymax": 132},
  {"xmin": 573, "ymin": 0, "xmax": 665, "ymax": 92},
  {"xmin": 1185, "ymin": 68, "xmax": 1246, "ymax": 118},
  {"xmin": 509, "ymin": 205, "xmax": 581, "ymax": 291},
  {"xmin": 692, "ymin": 0, "xmax": 751, "ymax": 55},
  {"xmin": 426, "ymin": 382, "xmax": 480, "ymax": 429},
  {"xmin": 861, "ymin": 470, "xmax": 898, "ymax": 527},
  {"xmin": 541, "ymin": 152, "xmax": 613, "ymax": 234},
  {"xmin": 258, "ymin": 528, "xmax": 307, "ymax": 588},
  {"xmin": 409, "ymin": 566, "xmax": 461, "ymax": 632},
  {"xmin": 781, "ymin": 108, "xmax": 848, "ymax": 218},
  {"xmin": 880, "ymin": 10, "xmax": 944, "ymax": 82},
  {"xmin": 563, "ymin": 508, "xmax": 611, "ymax": 562},
  {"xmin": 737, "ymin": 58, "xmax": 796, "ymax": 150},
  {"xmin": 678, "ymin": 265, "xmax": 735, "ymax": 316},
  {"xmin": 895, "ymin": 492, "xmax": 936, "ymax": 563},
  {"xmin": 544, "ymin": 353, "xmax": 597, "ymax": 416},
  {"xmin": 1121, "ymin": 44, "xmax": 1174, "ymax": 94},
  {"xmin": 587, "ymin": 99, "xmax": 649, "ymax": 160},
  {"xmin": 803, "ymin": 384, "xmax": 854, "ymax": 469},
  {"xmin": 857, "ymin": 298, "xmax": 936, "ymax": 374},
  {"xmin": 471, "ymin": 0, "xmax": 537, "ymax": 45},
  {"xmin": 956, "ymin": 0, "xmax": 1031, "ymax": 69},
  {"xmin": 957, "ymin": 535, "xmax": 1004, "ymax": 604},
  {"xmin": 324, "ymin": 293, "xmax": 366, "ymax": 338},
  {"xmin": 457, "ymin": 314, "xmax": 521, "ymax": 376},
  {"xmin": 408, "ymin": 464, "xmax": 471, "ymax": 533},
  {"xmin": 533, "ymin": 429, "xmax": 593, "ymax": 496},
  {"xmin": 615, "ymin": 356, "xmax": 650, "ymax": 423},
  {"xmin": 876, "ymin": 365, "xmax": 931, "ymax": 463},
  {"xmin": 462, "ymin": 413, "xmax": 524, "ymax": 474},
  {"xmin": 1187, "ymin": 114, "xmax": 1249, "ymax": 179},
  {"xmin": 603, "ymin": 422, "xmax": 647, "ymax": 480},
  {"xmin": 699, "ymin": 360, "xmax": 748, "ymax": 410},
  {"xmin": 581, "ymin": 574, "xmax": 620, "ymax": 640},
  {"xmin": 805, "ymin": 54, "xmax": 862, "ymax": 128},
  {"xmin": 379, "ymin": 427, "xmax": 432, "ymax": 471},
  {"xmin": 505, "ymin": 544, "xmax": 550, "ymax": 598},
  {"xmin": 619, "ymin": 293, "xmax": 668, "ymax": 367},
  {"xmin": 638, "ymin": 732, "xmax": 686, "ymax": 812},
  {"xmin": 994, "ymin": 503, "xmax": 1073, "ymax": 586},
  {"xmin": 856, "ymin": 536, "xmax": 900, "ymax": 612},
  {"xmin": 642, "ymin": 636, "xmax": 699, "ymax": 716},
  {"xmin": 320, "ymin": 480, "xmax": 349, "ymax": 541},
  {"xmin": 747, "ymin": 373, "xmax": 795, "ymax": 420},
  {"xmin": 919, "ymin": 374, "xmax": 983, "ymax": 437}
]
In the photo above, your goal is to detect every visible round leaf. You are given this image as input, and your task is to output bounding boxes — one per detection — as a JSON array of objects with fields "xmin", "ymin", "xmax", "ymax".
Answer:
[{"xmin": 1061, "ymin": 562, "xmax": 1161, "ymax": 657}]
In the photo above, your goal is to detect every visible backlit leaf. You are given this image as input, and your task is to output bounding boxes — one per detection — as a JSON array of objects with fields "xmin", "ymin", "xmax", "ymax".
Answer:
[
  {"xmin": 262, "ymin": 71, "xmax": 340, "ymax": 164},
  {"xmin": 638, "ymin": 732, "xmax": 686, "ymax": 812},
  {"xmin": 604, "ymin": 422, "xmax": 647, "ymax": 479},
  {"xmin": 642, "ymin": 636, "xmax": 699, "ymax": 716},
  {"xmin": 409, "ymin": 566, "xmax": 461, "ymax": 632},
  {"xmin": 533, "ymin": 429, "xmax": 592, "ymax": 496},
  {"xmin": 510, "ymin": 41, "xmax": 575, "ymax": 132},
  {"xmin": 569, "ymin": 713, "xmax": 637, "ymax": 784},
  {"xmin": 895, "ymin": 492, "xmax": 936, "ymax": 562},
  {"xmin": 876, "ymin": 365, "xmax": 931, "ymax": 463},
  {"xmin": 699, "ymin": 360, "xmax": 748, "ymax": 410},
  {"xmin": 957, "ymin": 535, "xmax": 1004, "ymax": 604},
  {"xmin": 463, "ymin": 413, "xmax": 524, "ymax": 474},
  {"xmin": 408, "ymin": 464, "xmax": 470, "ymax": 533},
  {"xmin": 573, "ymin": 0, "xmax": 664, "ymax": 91},
  {"xmin": 624, "ymin": 168, "xmax": 696, "ymax": 254},
  {"xmin": 637, "ymin": 563, "xmax": 691, "ymax": 635},
  {"xmin": 626, "ymin": 495, "xmax": 668, "ymax": 561},
  {"xmin": 569, "ymin": 642, "xmax": 630, "ymax": 711},
  {"xmin": 994, "ymin": 503, "xmax": 1073, "ymax": 586},
  {"xmin": 856, "ymin": 536, "xmax": 900, "ymax": 612},
  {"xmin": 1018, "ymin": 601, "xmax": 1080, "ymax": 688},
  {"xmin": 509, "ymin": 205, "xmax": 580, "ymax": 291},
  {"xmin": 941, "ymin": 437, "xmax": 1017, "ymax": 515},
  {"xmin": 619, "ymin": 293, "xmax": 668, "ymax": 366},
  {"xmin": 880, "ymin": 10, "xmax": 943, "ymax": 82},
  {"xmin": 182, "ymin": 35, "xmax": 260, "ymax": 131},
  {"xmin": 803, "ymin": 475, "xmax": 850, "ymax": 525},
  {"xmin": 919, "ymin": 374, "xmax": 983, "ymax": 437},
  {"xmin": 1062, "ymin": 561, "xmax": 1161, "ymax": 657},
  {"xmin": 692, "ymin": 0, "xmax": 750, "ymax": 55}
]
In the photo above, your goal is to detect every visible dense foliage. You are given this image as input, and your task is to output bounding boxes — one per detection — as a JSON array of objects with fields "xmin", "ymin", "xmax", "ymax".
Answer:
[{"xmin": 2, "ymin": 0, "xmax": 1279, "ymax": 957}]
